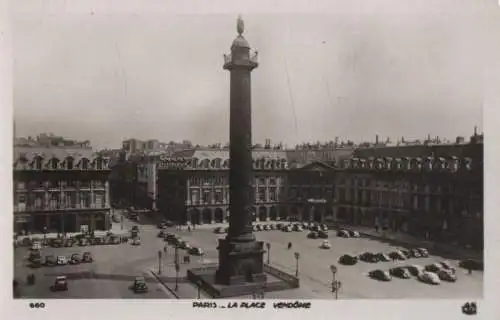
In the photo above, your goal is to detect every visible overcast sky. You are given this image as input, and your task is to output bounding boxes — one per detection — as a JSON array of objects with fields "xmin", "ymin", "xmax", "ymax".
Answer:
[{"xmin": 12, "ymin": 0, "xmax": 499, "ymax": 149}]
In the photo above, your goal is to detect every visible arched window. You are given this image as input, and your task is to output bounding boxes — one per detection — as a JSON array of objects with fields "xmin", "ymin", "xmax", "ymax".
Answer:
[{"xmin": 51, "ymin": 158, "xmax": 59, "ymax": 170}]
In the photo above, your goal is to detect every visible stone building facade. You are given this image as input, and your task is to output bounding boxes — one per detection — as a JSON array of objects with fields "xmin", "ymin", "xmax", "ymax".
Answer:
[{"xmin": 13, "ymin": 147, "xmax": 112, "ymax": 234}]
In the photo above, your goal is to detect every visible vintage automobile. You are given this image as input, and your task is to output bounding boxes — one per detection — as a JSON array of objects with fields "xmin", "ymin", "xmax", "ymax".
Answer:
[
  {"xmin": 369, "ymin": 270, "xmax": 392, "ymax": 281},
  {"xmin": 130, "ymin": 276, "xmax": 148, "ymax": 293},
  {"xmin": 318, "ymin": 230, "xmax": 329, "ymax": 239},
  {"xmin": 189, "ymin": 247, "xmax": 204, "ymax": 256},
  {"xmin": 399, "ymin": 249, "xmax": 412, "ymax": 259},
  {"xmin": 418, "ymin": 271, "xmax": 441, "ymax": 285},
  {"xmin": 375, "ymin": 253, "xmax": 391, "ymax": 262},
  {"xmin": 178, "ymin": 241, "xmax": 192, "ymax": 250},
  {"xmin": 276, "ymin": 223, "xmax": 284, "ymax": 230},
  {"xmin": 337, "ymin": 230, "xmax": 350, "ymax": 238},
  {"xmin": 131, "ymin": 237, "xmax": 141, "ymax": 246},
  {"xmin": 309, "ymin": 224, "xmax": 320, "ymax": 232},
  {"xmin": 44, "ymin": 255, "xmax": 57, "ymax": 267},
  {"xmin": 348, "ymin": 230, "xmax": 360, "ymax": 238},
  {"xmin": 389, "ymin": 267, "xmax": 411, "ymax": 279},
  {"xmin": 319, "ymin": 240, "xmax": 331, "ymax": 249},
  {"xmin": 425, "ymin": 263, "xmax": 443, "ymax": 273},
  {"xmin": 51, "ymin": 238, "xmax": 64, "ymax": 248},
  {"xmin": 56, "ymin": 255, "xmax": 69, "ymax": 265},
  {"xmin": 158, "ymin": 229, "xmax": 168, "ymax": 238},
  {"xmin": 31, "ymin": 241, "xmax": 42, "ymax": 251},
  {"xmin": 157, "ymin": 221, "xmax": 167, "ymax": 229},
  {"xmin": 307, "ymin": 231, "xmax": 319, "ymax": 239},
  {"xmin": 50, "ymin": 276, "xmax": 69, "ymax": 292},
  {"xmin": 416, "ymin": 247, "xmax": 429, "ymax": 257},
  {"xmin": 320, "ymin": 224, "xmax": 329, "ymax": 232},
  {"xmin": 359, "ymin": 252, "xmax": 379, "ymax": 263},
  {"xmin": 63, "ymin": 238, "xmax": 75, "ymax": 247},
  {"xmin": 69, "ymin": 253, "xmax": 81, "ymax": 265},
  {"xmin": 269, "ymin": 224, "xmax": 277, "ymax": 230},
  {"xmin": 388, "ymin": 251, "xmax": 407, "ymax": 261},
  {"xmin": 338, "ymin": 254, "xmax": 358, "ymax": 266},
  {"xmin": 82, "ymin": 252, "xmax": 94, "ymax": 263},
  {"xmin": 409, "ymin": 248, "xmax": 422, "ymax": 258},
  {"xmin": 437, "ymin": 269, "xmax": 457, "ymax": 282},
  {"xmin": 293, "ymin": 224, "xmax": 304, "ymax": 232},
  {"xmin": 255, "ymin": 224, "xmax": 263, "ymax": 231},
  {"xmin": 29, "ymin": 249, "xmax": 42, "ymax": 262},
  {"xmin": 439, "ymin": 261, "xmax": 456, "ymax": 273},
  {"xmin": 406, "ymin": 265, "xmax": 425, "ymax": 277},
  {"xmin": 78, "ymin": 238, "xmax": 89, "ymax": 246},
  {"xmin": 252, "ymin": 225, "xmax": 259, "ymax": 232},
  {"xmin": 283, "ymin": 225, "xmax": 293, "ymax": 232},
  {"xmin": 263, "ymin": 224, "xmax": 271, "ymax": 231}
]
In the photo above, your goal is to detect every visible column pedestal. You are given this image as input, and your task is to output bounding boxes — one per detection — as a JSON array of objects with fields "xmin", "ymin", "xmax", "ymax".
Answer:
[{"xmin": 215, "ymin": 238, "xmax": 267, "ymax": 285}]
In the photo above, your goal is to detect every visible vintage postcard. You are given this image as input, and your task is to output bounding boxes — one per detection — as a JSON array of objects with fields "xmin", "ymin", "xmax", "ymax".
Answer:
[{"xmin": 3, "ymin": 0, "xmax": 500, "ymax": 319}]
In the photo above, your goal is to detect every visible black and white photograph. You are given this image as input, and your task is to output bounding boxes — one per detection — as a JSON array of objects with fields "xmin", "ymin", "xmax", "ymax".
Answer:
[{"xmin": 4, "ymin": 0, "xmax": 500, "ymax": 319}]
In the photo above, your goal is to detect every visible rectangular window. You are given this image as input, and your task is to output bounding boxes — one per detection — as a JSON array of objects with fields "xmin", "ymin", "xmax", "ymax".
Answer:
[
  {"xmin": 67, "ymin": 180, "xmax": 76, "ymax": 188},
  {"xmin": 18, "ymin": 194, "xmax": 27, "ymax": 203},
  {"xmin": 191, "ymin": 189, "xmax": 199, "ymax": 203},
  {"xmin": 269, "ymin": 178, "xmax": 276, "ymax": 185},
  {"xmin": 17, "ymin": 182, "xmax": 26, "ymax": 190},
  {"xmin": 203, "ymin": 190, "xmax": 210, "ymax": 203},
  {"xmin": 215, "ymin": 189, "xmax": 223, "ymax": 203},
  {"xmin": 258, "ymin": 187, "xmax": 266, "ymax": 202},
  {"xmin": 80, "ymin": 192, "xmax": 91, "ymax": 208},
  {"xmin": 34, "ymin": 197, "xmax": 43, "ymax": 209},
  {"xmin": 269, "ymin": 187, "xmax": 277, "ymax": 201},
  {"xmin": 258, "ymin": 178, "xmax": 266, "ymax": 185}
]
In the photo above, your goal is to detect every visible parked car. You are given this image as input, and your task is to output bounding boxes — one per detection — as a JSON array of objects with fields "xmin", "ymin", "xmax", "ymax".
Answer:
[
  {"xmin": 307, "ymin": 231, "xmax": 318, "ymax": 239},
  {"xmin": 252, "ymin": 225, "xmax": 259, "ymax": 232},
  {"xmin": 399, "ymin": 249, "xmax": 411, "ymax": 259},
  {"xmin": 189, "ymin": 247, "xmax": 204, "ymax": 256},
  {"xmin": 44, "ymin": 255, "xmax": 57, "ymax": 267},
  {"xmin": 178, "ymin": 241, "xmax": 192, "ymax": 250},
  {"xmin": 82, "ymin": 252, "xmax": 94, "ymax": 263},
  {"xmin": 439, "ymin": 261, "xmax": 455, "ymax": 273},
  {"xmin": 409, "ymin": 248, "xmax": 422, "ymax": 258},
  {"xmin": 165, "ymin": 221, "xmax": 175, "ymax": 227},
  {"xmin": 276, "ymin": 223, "xmax": 284, "ymax": 230},
  {"xmin": 256, "ymin": 224, "xmax": 263, "ymax": 231},
  {"xmin": 31, "ymin": 241, "xmax": 42, "ymax": 251},
  {"xmin": 425, "ymin": 263, "xmax": 443, "ymax": 273},
  {"xmin": 109, "ymin": 235, "xmax": 120, "ymax": 245},
  {"xmin": 269, "ymin": 224, "xmax": 277, "ymax": 230},
  {"xmin": 50, "ymin": 276, "xmax": 68, "ymax": 292},
  {"xmin": 165, "ymin": 234, "xmax": 177, "ymax": 242},
  {"xmin": 29, "ymin": 250, "xmax": 42, "ymax": 262},
  {"xmin": 158, "ymin": 229, "xmax": 168, "ymax": 238},
  {"xmin": 318, "ymin": 230, "xmax": 328, "ymax": 239},
  {"xmin": 388, "ymin": 251, "xmax": 407, "ymax": 261},
  {"xmin": 69, "ymin": 253, "xmax": 81, "ymax": 265},
  {"xmin": 359, "ymin": 252, "xmax": 379, "ymax": 263},
  {"xmin": 437, "ymin": 269, "xmax": 457, "ymax": 282},
  {"xmin": 418, "ymin": 271, "xmax": 441, "ymax": 285},
  {"xmin": 214, "ymin": 227, "xmax": 225, "ymax": 234},
  {"xmin": 131, "ymin": 226, "xmax": 139, "ymax": 232},
  {"xmin": 78, "ymin": 238, "xmax": 89, "ymax": 246},
  {"xmin": 416, "ymin": 248, "xmax": 429, "ymax": 257},
  {"xmin": 283, "ymin": 225, "xmax": 293, "ymax": 232},
  {"xmin": 310, "ymin": 224, "xmax": 320, "ymax": 232},
  {"xmin": 29, "ymin": 256, "xmax": 43, "ymax": 268},
  {"xmin": 302, "ymin": 222, "xmax": 310, "ymax": 229},
  {"xmin": 406, "ymin": 265, "xmax": 425, "ymax": 277},
  {"xmin": 389, "ymin": 267, "xmax": 411, "ymax": 279},
  {"xmin": 320, "ymin": 224, "xmax": 329, "ymax": 232},
  {"xmin": 130, "ymin": 276, "xmax": 148, "ymax": 293},
  {"xmin": 319, "ymin": 240, "xmax": 331, "ymax": 249},
  {"xmin": 337, "ymin": 230, "xmax": 350, "ymax": 238},
  {"xmin": 375, "ymin": 253, "xmax": 391, "ymax": 262},
  {"xmin": 263, "ymin": 224, "xmax": 271, "ymax": 231},
  {"xmin": 157, "ymin": 221, "xmax": 167, "ymax": 229},
  {"xmin": 348, "ymin": 230, "xmax": 360, "ymax": 237},
  {"xmin": 339, "ymin": 254, "xmax": 358, "ymax": 265},
  {"xmin": 369, "ymin": 269, "xmax": 392, "ymax": 281},
  {"xmin": 293, "ymin": 224, "xmax": 304, "ymax": 232},
  {"xmin": 131, "ymin": 238, "xmax": 141, "ymax": 246},
  {"xmin": 459, "ymin": 259, "xmax": 483, "ymax": 271},
  {"xmin": 131, "ymin": 230, "xmax": 139, "ymax": 238},
  {"xmin": 51, "ymin": 239, "xmax": 64, "ymax": 248}
]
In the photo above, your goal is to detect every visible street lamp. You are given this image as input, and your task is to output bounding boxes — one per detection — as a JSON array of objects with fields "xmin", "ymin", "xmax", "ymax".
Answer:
[
  {"xmin": 294, "ymin": 252, "xmax": 300, "ymax": 277},
  {"xmin": 330, "ymin": 264, "xmax": 341, "ymax": 300},
  {"xmin": 266, "ymin": 242, "xmax": 271, "ymax": 264}
]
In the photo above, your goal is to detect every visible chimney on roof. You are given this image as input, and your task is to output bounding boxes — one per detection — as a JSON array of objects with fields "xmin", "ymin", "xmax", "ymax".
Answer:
[
  {"xmin": 474, "ymin": 125, "xmax": 478, "ymax": 136},
  {"xmin": 375, "ymin": 135, "xmax": 379, "ymax": 144}
]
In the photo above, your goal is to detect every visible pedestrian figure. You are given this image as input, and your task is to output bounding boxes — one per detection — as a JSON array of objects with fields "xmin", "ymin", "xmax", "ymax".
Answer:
[
  {"xmin": 163, "ymin": 246, "xmax": 167, "ymax": 253},
  {"xmin": 287, "ymin": 242, "xmax": 292, "ymax": 250},
  {"xmin": 468, "ymin": 268, "xmax": 472, "ymax": 275},
  {"xmin": 188, "ymin": 225, "xmax": 191, "ymax": 232}
]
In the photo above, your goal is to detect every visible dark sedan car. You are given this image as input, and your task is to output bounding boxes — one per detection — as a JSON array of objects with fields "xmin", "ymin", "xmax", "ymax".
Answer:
[
  {"xmin": 307, "ymin": 231, "xmax": 319, "ymax": 239},
  {"xmin": 339, "ymin": 254, "xmax": 358, "ymax": 266},
  {"xmin": 359, "ymin": 252, "xmax": 379, "ymax": 263},
  {"xmin": 318, "ymin": 230, "xmax": 329, "ymax": 239},
  {"xmin": 44, "ymin": 255, "xmax": 57, "ymax": 267},
  {"xmin": 389, "ymin": 267, "xmax": 411, "ymax": 279},
  {"xmin": 369, "ymin": 270, "xmax": 392, "ymax": 281},
  {"xmin": 130, "ymin": 277, "xmax": 148, "ymax": 293},
  {"xmin": 425, "ymin": 263, "xmax": 443, "ymax": 273},
  {"xmin": 375, "ymin": 253, "xmax": 391, "ymax": 262}
]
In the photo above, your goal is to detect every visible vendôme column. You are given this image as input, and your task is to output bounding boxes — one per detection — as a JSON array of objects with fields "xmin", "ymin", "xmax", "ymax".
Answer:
[{"xmin": 216, "ymin": 16, "xmax": 266, "ymax": 285}]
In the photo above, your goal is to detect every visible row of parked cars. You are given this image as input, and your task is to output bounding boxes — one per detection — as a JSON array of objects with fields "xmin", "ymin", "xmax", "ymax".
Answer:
[
  {"xmin": 368, "ymin": 261, "xmax": 457, "ymax": 285},
  {"xmin": 28, "ymin": 250, "xmax": 94, "ymax": 268},
  {"xmin": 162, "ymin": 232, "xmax": 204, "ymax": 256},
  {"xmin": 339, "ymin": 248, "xmax": 430, "ymax": 266}
]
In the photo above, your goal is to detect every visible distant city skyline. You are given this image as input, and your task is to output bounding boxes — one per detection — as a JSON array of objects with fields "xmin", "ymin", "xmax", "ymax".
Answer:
[{"xmin": 13, "ymin": 0, "xmax": 496, "ymax": 150}]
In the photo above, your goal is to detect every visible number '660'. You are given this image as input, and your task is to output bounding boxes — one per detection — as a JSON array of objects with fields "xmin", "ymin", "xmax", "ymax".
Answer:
[{"xmin": 29, "ymin": 302, "xmax": 45, "ymax": 309}]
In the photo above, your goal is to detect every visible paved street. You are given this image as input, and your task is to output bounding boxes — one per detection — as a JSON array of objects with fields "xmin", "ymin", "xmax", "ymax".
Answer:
[
  {"xmin": 167, "ymin": 224, "xmax": 483, "ymax": 299},
  {"xmin": 14, "ymin": 212, "xmax": 483, "ymax": 299},
  {"xmin": 14, "ymin": 211, "xmax": 174, "ymax": 299}
]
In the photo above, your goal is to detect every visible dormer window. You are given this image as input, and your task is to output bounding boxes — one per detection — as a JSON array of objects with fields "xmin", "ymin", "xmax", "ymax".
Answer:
[
  {"xmin": 96, "ymin": 158, "xmax": 103, "ymax": 170},
  {"xmin": 81, "ymin": 158, "xmax": 89, "ymax": 170},
  {"xmin": 51, "ymin": 158, "xmax": 59, "ymax": 170},
  {"xmin": 35, "ymin": 156, "xmax": 43, "ymax": 170}
]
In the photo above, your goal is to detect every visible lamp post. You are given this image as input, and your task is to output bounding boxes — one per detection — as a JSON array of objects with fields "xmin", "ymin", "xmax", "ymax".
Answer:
[
  {"xmin": 158, "ymin": 250, "xmax": 163, "ymax": 275},
  {"xmin": 175, "ymin": 263, "xmax": 180, "ymax": 291},
  {"xmin": 294, "ymin": 252, "xmax": 300, "ymax": 277},
  {"xmin": 120, "ymin": 215, "xmax": 124, "ymax": 230},
  {"xmin": 266, "ymin": 242, "xmax": 271, "ymax": 264},
  {"xmin": 330, "ymin": 264, "xmax": 341, "ymax": 299}
]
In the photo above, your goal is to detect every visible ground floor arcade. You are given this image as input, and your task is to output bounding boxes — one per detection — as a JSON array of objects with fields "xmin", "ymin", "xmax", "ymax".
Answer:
[{"xmin": 14, "ymin": 209, "xmax": 112, "ymax": 235}]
